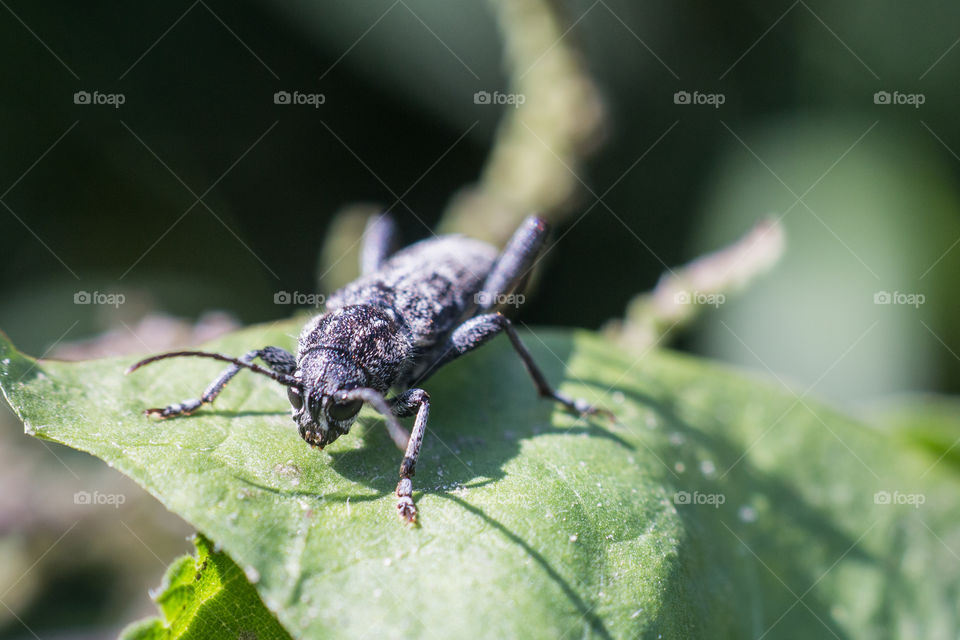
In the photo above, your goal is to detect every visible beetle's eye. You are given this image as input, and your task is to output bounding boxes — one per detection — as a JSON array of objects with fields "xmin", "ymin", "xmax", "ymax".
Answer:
[
  {"xmin": 328, "ymin": 399, "xmax": 362, "ymax": 422},
  {"xmin": 287, "ymin": 386, "xmax": 303, "ymax": 410}
]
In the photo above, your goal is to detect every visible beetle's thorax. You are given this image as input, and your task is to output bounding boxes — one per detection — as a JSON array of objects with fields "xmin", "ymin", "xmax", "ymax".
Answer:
[{"xmin": 297, "ymin": 304, "xmax": 413, "ymax": 390}]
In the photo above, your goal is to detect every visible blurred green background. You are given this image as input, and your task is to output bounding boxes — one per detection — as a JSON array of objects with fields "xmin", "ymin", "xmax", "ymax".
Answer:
[{"xmin": 2, "ymin": 1, "xmax": 959, "ymax": 637}]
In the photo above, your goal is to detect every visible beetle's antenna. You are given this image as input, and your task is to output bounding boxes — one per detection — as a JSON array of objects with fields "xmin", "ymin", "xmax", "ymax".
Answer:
[{"xmin": 126, "ymin": 350, "xmax": 300, "ymax": 387}]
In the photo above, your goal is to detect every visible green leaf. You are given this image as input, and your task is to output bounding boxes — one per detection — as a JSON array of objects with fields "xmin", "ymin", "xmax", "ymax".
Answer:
[
  {"xmin": 1, "ymin": 323, "xmax": 958, "ymax": 638},
  {"xmin": 864, "ymin": 395, "xmax": 960, "ymax": 474},
  {"xmin": 119, "ymin": 534, "xmax": 290, "ymax": 640}
]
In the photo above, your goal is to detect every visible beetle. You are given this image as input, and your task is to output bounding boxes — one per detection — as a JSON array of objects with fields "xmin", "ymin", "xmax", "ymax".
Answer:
[{"xmin": 127, "ymin": 214, "xmax": 610, "ymax": 522}]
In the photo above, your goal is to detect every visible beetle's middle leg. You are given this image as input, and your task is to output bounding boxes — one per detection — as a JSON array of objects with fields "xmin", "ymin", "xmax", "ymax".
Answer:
[{"xmin": 435, "ymin": 313, "xmax": 610, "ymax": 418}]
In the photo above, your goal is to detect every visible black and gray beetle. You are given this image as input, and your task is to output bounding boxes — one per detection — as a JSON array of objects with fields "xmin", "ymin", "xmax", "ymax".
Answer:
[{"xmin": 127, "ymin": 214, "xmax": 610, "ymax": 522}]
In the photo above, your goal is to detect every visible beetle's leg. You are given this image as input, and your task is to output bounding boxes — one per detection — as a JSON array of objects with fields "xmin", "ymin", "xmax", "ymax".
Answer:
[
  {"xmin": 477, "ymin": 215, "xmax": 549, "ymax": 312},
  {"xmin": 389, "ymin": 388, "xmax": 430, "ymax": 522},
  {"xmin": 338, "ymin": 386, "xmax": 430, "ymax": 523},
  {"xmin": 144, "ymin": 346, "xmax": 296, "ymax": 418},
  {"xmin": 435, "ymin": 313, "xmax": 611, "ymax": 418},
  {"xmin": 361, "ymin": 212, "xmax": 399, "ymax": 276}
]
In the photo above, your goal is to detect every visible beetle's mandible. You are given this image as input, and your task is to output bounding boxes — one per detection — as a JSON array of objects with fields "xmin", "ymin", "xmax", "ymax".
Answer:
[{"xmin": 127, "ymin": 214, "xmax": 611, "ymax": 522}]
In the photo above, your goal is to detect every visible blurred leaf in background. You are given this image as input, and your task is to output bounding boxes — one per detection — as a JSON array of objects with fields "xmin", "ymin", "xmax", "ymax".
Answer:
[{"xmin": 692, "ymin": 118, "xmax": 960, "ymax": 401}]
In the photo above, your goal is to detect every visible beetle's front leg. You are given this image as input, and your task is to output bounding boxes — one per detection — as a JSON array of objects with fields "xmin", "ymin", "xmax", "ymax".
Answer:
[
  {"xmin": 390, "ymin": 388, "xmax": 430, "ymax": 523},
  {"xmin": 142, "ymin": 346, "xmax": 296, "ymax": 418},
  {"xmin": 337, "ymin": 386, "xmax": 430, "ymax": 523}
]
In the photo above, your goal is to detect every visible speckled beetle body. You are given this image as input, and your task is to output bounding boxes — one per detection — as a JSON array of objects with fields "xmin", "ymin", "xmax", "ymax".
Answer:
[{"xmin": 127, "ymin": 214, "xmax": 609, "ymax": 522}]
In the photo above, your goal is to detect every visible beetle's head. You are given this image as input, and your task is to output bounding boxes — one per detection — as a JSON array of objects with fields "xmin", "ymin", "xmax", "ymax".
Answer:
[
  {"xmin": 289, "ymin": 304, "xmax": 410, "ymax": 448},
  {"xmin": 286, "ymin": 345, "xmax": 370, "ymax": 448},
  {"xmin": 287, "ymin": 376, "xmax": 363, "ymax": 449}
]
